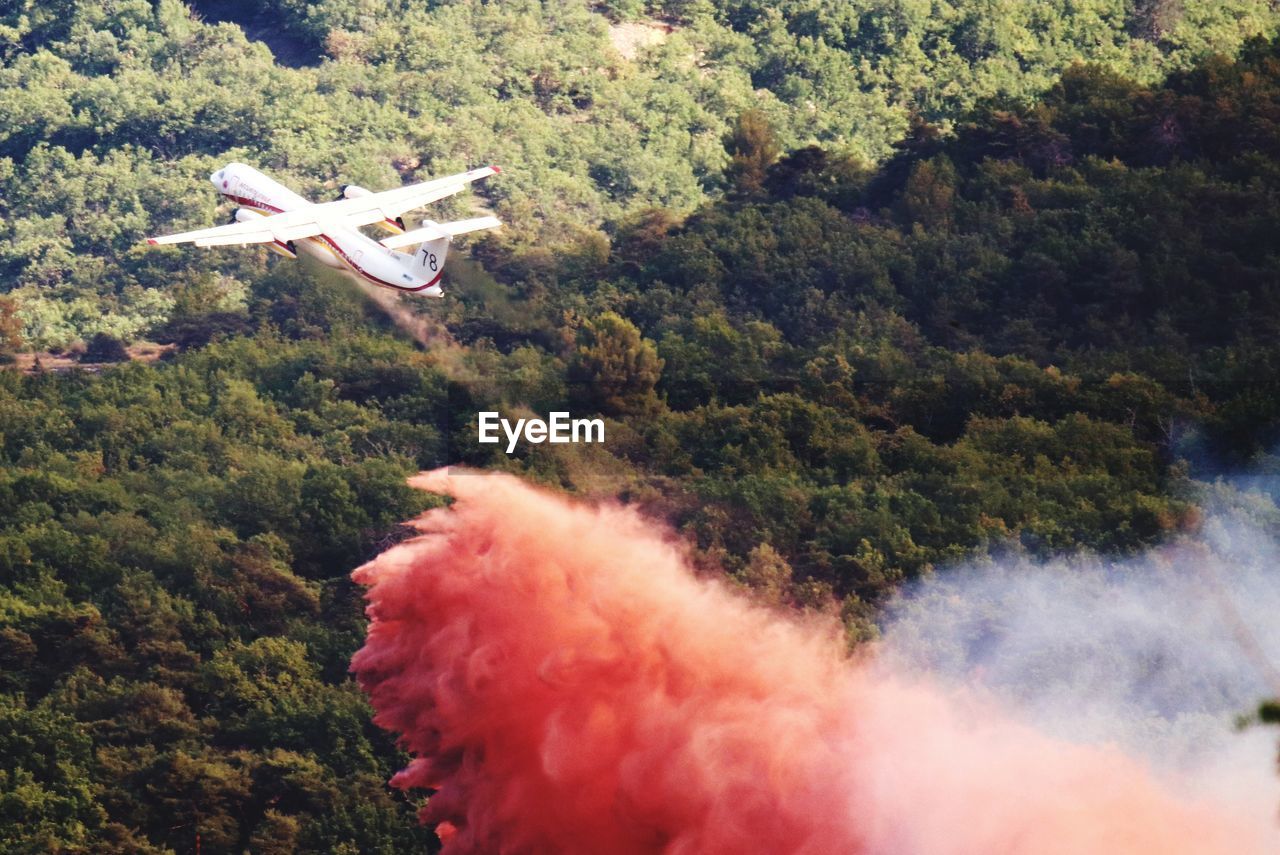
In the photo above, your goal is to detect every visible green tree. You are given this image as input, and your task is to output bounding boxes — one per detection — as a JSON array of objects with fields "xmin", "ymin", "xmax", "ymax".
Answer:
[
  {"xmin": 569, "ymin": 312, "xmax": 665, "ymax": 416},
  {"xmin": 724, "ymin": 109, "xmax": 781, "ymax": 196},
  {"xmin": 0, "ymin": 297, "xmax": 22, "ymax": 359}
]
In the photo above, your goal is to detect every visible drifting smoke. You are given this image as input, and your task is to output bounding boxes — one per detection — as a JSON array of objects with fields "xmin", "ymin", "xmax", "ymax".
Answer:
[
  {"xmin": 352, "ymin": 278, "xmax": 455, "ymax": 351},
  {"xmin": 352, "ymin": 470, "xmax": 1280, "ymax": 854},
  {"xmin": 349, "ymin": 277, "xmax": 496, "ymax": 386},
  {"xmin": 878, "ymin": 505, "xmax": 1280, "ymax": 813}
]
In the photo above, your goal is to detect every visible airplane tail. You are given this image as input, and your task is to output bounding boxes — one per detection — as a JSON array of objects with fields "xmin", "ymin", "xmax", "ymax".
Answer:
[
  {"xmin": 381, "ymin": 216, "xmax": 501, "ymax": 295},
  {"xmin": 413, "ymin": 233, "xmax": 450, "ymax": 280}
]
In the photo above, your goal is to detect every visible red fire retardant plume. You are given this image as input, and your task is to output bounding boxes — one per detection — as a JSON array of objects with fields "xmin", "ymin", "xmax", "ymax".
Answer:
[{"xmin": 351, "ymin": 470, "xmax": 1273, "ymax": 855}]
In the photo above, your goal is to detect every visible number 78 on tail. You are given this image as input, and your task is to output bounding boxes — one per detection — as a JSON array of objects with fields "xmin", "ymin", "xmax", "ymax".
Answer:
[{"xmin": 147, "ymin": 163, "xmax": 502, "ymax": 298}]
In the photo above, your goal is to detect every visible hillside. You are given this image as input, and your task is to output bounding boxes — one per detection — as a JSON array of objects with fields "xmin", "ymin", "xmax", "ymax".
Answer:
[
  {"xmin": 2, "ymin": 0, "xmax": 1277, "ymax": 347},
  {"xmin": 3, "ymin": 1, "xmax": 1280, "ymax": 852}
]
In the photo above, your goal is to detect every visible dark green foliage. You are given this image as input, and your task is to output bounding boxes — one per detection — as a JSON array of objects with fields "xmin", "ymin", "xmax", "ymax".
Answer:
[
  {"xmin": 725, "ymin": 109, "xmax": 781, "ymax": 196},
  {"xmin": 2, "ymin": 0, "xmax": 1277, "ymax": 347},
  {"xmin": 4, "ymin": 1, "xmax": 1280, "ymax": 848},
  {"xmin": 568, "ymin": 311, "xmax": 665, "ymax": 415},
  {"xmin": 152, "ymin": 310, "xmax": 250, "ymax": 350},
  {"xmin": 0, "ymin": 694, "xmax": 104, "ymax": 853},
  {"xmin": 82, "ymin": 332, "xmax": 129, "ymax": 363},
  {"xmin": 456, "ymin": 41, "xmax": 1280, "ymax": 604},
  {"xmin": 0, "ymin": 334, "xmax": 441, "ymax": 851}
]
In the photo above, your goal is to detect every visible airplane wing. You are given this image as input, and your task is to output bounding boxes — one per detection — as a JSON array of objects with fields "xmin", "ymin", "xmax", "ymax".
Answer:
[
  {"xmin": 354, "ymin": 166, "xmax": 501, "ymax": 222},
  {"xmin": 147, "ymin": 166, "xmax": 500, "ymax": 247},
  {"xmin": 379, "ymin": 216, "xmax": 502, "ymax": 249},
  {"xmin": 146, "ymin": 221, "xmax": 277, "ymax": 247}
]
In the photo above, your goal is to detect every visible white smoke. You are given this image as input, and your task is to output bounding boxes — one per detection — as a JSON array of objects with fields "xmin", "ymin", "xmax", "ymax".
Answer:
[{"xmin": 878, "ymin": 482, "xmax": 1280, "ymax": 810}]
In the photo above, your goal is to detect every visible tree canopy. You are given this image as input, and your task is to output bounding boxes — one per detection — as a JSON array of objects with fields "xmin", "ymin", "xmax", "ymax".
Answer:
[{"xmin": 5, "ymin": 1, "xmax": 1280, "ymax": 850}]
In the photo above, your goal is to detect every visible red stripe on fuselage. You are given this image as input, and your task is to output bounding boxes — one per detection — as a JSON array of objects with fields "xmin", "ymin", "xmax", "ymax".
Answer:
[
  {"xmin": 225, "ymin": 194, "xmax": 442, "ymax": 292},
  {"xmin": 313, "ymin": 233, "xmax": 444, "ymax": 292}
]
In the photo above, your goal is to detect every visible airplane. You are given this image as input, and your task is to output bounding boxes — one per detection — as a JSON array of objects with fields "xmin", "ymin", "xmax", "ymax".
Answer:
[{"xmin": 146, "ymin": 162, "xmax": 502, "ymax": 298}]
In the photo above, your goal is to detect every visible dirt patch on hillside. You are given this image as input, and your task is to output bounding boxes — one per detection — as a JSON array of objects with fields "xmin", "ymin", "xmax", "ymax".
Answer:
[
  {"xmin": 608, "ymin": 20, "xmax": 673, "ymax": 61},
  {"xmin": 11, "ymin": 342, "xmax": 176, "ymax": 374}
]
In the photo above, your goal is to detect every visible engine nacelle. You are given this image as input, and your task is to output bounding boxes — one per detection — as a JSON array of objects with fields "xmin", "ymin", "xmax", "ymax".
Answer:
[
  {"xmin": 232, "ymin": 208, "xmax": 296, "ymax": 259},
  {"xmin": 340, "ymin": 184, "xmax": 403, "ymax": 233}
]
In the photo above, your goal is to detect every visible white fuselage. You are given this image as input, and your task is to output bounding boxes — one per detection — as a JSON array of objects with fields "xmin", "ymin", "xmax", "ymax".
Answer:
[{"xmin": 211, "ymin": 163, "xmax": 444, "ymax": 296}]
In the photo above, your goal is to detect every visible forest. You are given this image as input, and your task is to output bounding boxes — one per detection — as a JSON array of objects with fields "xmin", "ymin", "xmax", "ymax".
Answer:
[{"xmin": 3, "ymin": 0, "xmax": 1280, "ymax": 851}]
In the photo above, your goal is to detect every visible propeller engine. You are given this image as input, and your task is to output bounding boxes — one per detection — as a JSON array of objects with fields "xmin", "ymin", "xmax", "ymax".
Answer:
[
  {"xmin": 339, "ymin": 184, "xmax": 407, "ymax": 233},
  {"xmin": 230, "ymin": 208, "xmax": 297, "ymax": 259},
  {"xmin": 338, "ymin": 184, "xmax": 372, "ymax": 201}
]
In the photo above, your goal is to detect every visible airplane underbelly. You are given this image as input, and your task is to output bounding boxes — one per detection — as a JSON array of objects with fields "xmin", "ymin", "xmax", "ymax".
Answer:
[
  {"xmin": 299, "ymin": 237, "xmax": 345, "ymax": 269},
  {"xmin": 299, "ymin": 228, "xmax": 427, "ymax": 293}
]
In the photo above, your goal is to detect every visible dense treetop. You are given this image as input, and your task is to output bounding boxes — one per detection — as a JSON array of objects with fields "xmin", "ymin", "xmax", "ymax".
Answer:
[{"xmin": 2, "ymin": 0, "xmax": 1277, "ymax": 345}]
